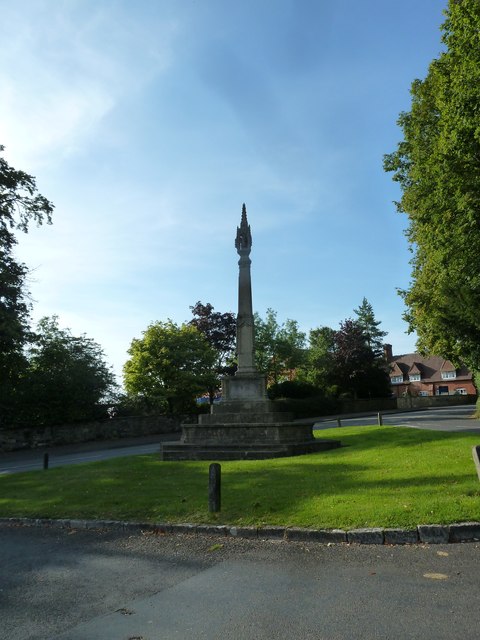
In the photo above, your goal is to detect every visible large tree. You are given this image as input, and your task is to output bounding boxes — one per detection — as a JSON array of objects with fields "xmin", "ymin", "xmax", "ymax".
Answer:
[
  {"xmin": 0, "ymin": 145, "xmax": 54, "ymax": 422},
  {"xmin": 353, "ymin": 297, "xmax": 387, "ymax": 357},
  {"xmin": 331, "ymin": 319, "xmax": 390, "ymax": 399},
  {"xmin": 254, "ymin": 308, "xmax": 306, "ymax": 385},
  {"xmin": 123, "ymin": 320, "xmax": 217, "ymax": 413},
  {"xmin": 299, "ymin": 326, "xmax": 336, "ymax": 391},
  {"xmin": 188, "ymin": 301, "xmax": 236, "ymax": 403},
  {"xmin": 18, "ymin": 316, "xmax": 117, "ymax": 426},
  {"xmin": 384, "ymin": 0, "xmax": 480, "ymax": 370}
]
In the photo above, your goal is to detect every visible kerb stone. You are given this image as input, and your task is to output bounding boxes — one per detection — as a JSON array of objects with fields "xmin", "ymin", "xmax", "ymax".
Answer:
[
  {"xmin": 257, "ymin": 526, "xmax": 286, "ymax": 540},
  {"xmin": 384, "ymin": 528, "xmax": 419, "ymax": 545},
  {"xmin": 449, "ymin": 522, "xmax": 480, "ymax": 543},
  {"xmin": 347, "ymin": 528, "xmax": 384, "ymax": 545},
  {"xmin": 417, "ymin": 524, "xmax": 450, "ymax": 544},
  {"xmin": 286, "ymin": 528, "xmax": 347, "ymax": 543},
  {"xmin": 228, "ymin": 526, "xmax": 258, "ymax": 538}
]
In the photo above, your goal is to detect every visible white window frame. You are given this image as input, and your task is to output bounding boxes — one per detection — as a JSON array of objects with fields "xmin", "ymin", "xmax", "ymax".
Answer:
[
  {"xmin": 409, "ymin": 374, "xmax": 421, "ymax": 382},
  {"xmin": 391, "ymin": 375, "xmax": 403, "ymax": 384},
  {"xmin": 441, "ymin": 370, "xmax": 457, "ymax": 380}
]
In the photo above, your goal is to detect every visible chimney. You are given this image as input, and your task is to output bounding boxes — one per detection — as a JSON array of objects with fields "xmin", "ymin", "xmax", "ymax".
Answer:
[{"xmin": 383, "ymin": 344, "xmax": 393, "ymax": 361}]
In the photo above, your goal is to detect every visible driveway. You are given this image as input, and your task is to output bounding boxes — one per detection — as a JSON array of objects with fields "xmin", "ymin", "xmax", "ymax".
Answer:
[{"xmin": 1, "ymin": 524, "xmax": 480, "ymax": 640}]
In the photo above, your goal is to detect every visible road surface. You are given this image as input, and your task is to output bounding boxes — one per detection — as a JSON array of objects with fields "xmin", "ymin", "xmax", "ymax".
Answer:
[
  {"xmin": 314, "ymin": 404, "xmax": 480, "ymax": 432},
  {"xmin": 1, "ymin": 524, "xmax": 479, "ymax": 640},
  {"xmin": 0, "ymin": 434, "xmax": 180, "ymax": 475}
]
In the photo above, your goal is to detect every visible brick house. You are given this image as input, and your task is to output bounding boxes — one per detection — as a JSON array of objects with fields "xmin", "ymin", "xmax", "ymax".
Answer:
[{"xmin": 384, "ymin": 344, "xmax": 477, "ymax": 398}]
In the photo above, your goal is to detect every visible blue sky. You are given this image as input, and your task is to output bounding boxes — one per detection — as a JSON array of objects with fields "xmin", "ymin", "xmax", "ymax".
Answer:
[{"xmin": 1, "ymin": 0, "xmax": 447, "ymax": 381}]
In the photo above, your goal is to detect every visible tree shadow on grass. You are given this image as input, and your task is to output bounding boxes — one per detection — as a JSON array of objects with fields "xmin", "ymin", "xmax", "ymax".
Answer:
[{"xmin": 1, "ymin": 437, "xmax": 479, "ymax": 527}]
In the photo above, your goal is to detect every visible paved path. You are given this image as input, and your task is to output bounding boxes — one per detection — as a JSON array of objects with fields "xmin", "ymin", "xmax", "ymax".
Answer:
[{"xmin": 1, "ymin": 524, "xmax": 479, "ymax": 640}]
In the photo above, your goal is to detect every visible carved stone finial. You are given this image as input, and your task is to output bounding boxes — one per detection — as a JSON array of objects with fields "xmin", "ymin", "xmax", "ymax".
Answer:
[{"xmin": 235, "ymin": 203, "xmax": 252, "ymax": 255}]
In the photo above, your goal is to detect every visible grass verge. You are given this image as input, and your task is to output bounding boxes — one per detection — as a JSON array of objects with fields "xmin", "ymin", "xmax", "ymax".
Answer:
[{"xmin": 1, "ymin": 426, "xmax": 480, "ymax": 529}]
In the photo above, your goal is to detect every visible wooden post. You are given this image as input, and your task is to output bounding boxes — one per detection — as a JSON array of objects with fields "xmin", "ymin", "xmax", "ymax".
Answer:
[
  {"xmin": 208, "ymin": 463, "xmax": 221, "ymax": 512},
  {"xmin": 337, "ymin": 417, "xmax": 342, "ymax": 428},
  {"xmin": 377, "ymin": 412, "xmax": 383, "ymax": 426}
]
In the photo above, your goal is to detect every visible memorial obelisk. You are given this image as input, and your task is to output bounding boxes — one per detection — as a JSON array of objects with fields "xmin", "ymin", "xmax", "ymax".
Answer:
[
  {"xmin": 160, "ymin": 205, "xmax": 340, "ymax": 460},
  {"xmin": 220, "ymin": 204, "xmax": 269, "ymax": 407}
]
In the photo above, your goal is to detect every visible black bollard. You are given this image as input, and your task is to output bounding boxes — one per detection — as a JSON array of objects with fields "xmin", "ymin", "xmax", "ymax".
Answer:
[
  {"xmin": 43, "ymin": 452, "xmax": 49, "ymax": 470},
  {"xmin": 337, "ymin": 417, "xmax": 342, "ymax": 428},
  {"xmin": 208, "ymin": 463, "xmax": 221, "ymax": 512}
]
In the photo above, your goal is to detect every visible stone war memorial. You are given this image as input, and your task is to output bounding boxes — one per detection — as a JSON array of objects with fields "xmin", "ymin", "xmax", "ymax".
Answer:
[{"xmin": 161, "ymin": 205, "xmax": 340, "ymax": 460}]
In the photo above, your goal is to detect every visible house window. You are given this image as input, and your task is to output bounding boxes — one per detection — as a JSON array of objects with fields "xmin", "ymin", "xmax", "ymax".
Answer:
[
  {"xmin": 409, "ymin": 374, "xmax": 421, "ymax": 382},
  {"xmin": 391, "ymin": 375, "xmax": 403, "ymax": 384},
  {"xmin": 418, "ymin": 391, "xmax": 429, "ymax": 397},
  {"xmin": 441, "ymin": 370, "xmax": 456, "ymax": 380},
  {"xmin": 454, "ymin": 388, "xmax": 467, "ymax": 395}
]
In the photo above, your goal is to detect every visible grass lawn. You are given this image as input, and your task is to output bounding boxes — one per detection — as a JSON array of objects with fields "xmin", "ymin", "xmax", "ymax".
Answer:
[{"xmin": 1, "ymin": 426, "xmax": 480, "ymax": 530}]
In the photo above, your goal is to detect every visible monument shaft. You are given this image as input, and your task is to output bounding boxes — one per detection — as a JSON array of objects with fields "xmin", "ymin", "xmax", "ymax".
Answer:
[
  {"xmin": 159, "ymin": 203, "xmax": 341, "ymax": 460},
  {"xmin": 235, "ymin": 204, "xmax": 256, "ymax": 375}
]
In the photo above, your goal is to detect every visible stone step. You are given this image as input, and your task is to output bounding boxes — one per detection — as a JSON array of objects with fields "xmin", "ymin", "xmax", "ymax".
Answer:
[{"xmin": 160, "ymin": 439, "xmax": 341, "ymax": 461}]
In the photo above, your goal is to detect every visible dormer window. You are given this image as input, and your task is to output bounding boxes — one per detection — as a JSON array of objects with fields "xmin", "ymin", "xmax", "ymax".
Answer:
[
  {"xmin": 409, "ymin": 373, "xmax": 421, "ymax": 382},
  {"xmin": 391, "ymin": 375, "xmax": 403, "ymax": 384},
  {"xmin": 441, "ymin": 370, "xmax": 456, "ymax": 380}
]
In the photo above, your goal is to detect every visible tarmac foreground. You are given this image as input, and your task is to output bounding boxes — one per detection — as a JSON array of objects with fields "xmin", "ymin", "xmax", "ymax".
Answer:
[{"xmin": 2, "ymin": 523, "xmax": 480, "ymax": 640}]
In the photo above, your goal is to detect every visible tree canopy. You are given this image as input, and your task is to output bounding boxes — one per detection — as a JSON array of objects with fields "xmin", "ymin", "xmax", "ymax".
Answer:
[
  {"xmin": 353, "ymin": 297, "xmax": 387, "ymax": 357},
  {"xmin": 123, "ymin": 320, "xmax": 217, "ymax": 413},
  {"xmin": 254, "ymin": 308, "xmax": 306, "ymax": 385},
  {"xmin": 384, "ymin": 0, "xmax": 480, "ymax": 370},
  {"xmin": 330, "ymin": 319, "xmax": 390, "ymax": 400},
  {"xmin": 18, "ymin": 316, "xmax": 117, "ymax": 426},
  {"xmin": 189, "ymin": 301, "xmax": 236, "ymax": 402},
  {"xmin": 0, "ymin": 145, "xmax": 54, "ymax": 422},
  {"xmin": 299, "ymin": 326, "xmax": 336, "ymax": 391}
]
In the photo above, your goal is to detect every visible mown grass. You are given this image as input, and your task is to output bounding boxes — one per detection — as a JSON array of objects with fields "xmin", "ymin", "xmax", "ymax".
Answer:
[{"xmin": 1, "ymin": 426, "xmax": 480, "ymax": 529}]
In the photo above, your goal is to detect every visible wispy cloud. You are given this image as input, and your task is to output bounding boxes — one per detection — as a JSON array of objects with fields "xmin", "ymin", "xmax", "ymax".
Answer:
[{"xmin": 0, "ymin": 1, "xmax": 178, "ymax": 169}]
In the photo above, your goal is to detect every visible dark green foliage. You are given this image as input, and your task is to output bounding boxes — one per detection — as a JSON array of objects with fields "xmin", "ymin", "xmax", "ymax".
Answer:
[
  {"xmin": 331, "ymin": 319, "xmax": 390, "ymax": 399},
  {"xmin": 353, "ymin": 297, "xmax": 387, "ymax": 357},
  {"xmin": 384, "ymin": 0, "xmax": 480, "ymax": 371},
  {"xmin": 274, "ymin": 395, "xmax": 341, "ymax": 419},
  {"xmin": 0, "ymin": 145, "xmax": 54, "ymax": 424},
  {"xmin": 268, "ymin": 380, "xmax": 321, "ymax": 400},
  {"xmin": 189, "ymin": 301, "xmax": 236, "ymax": 403},
  {"xmin": 16, "ymin": 317, "xmax": 117, "ymax": 426}
]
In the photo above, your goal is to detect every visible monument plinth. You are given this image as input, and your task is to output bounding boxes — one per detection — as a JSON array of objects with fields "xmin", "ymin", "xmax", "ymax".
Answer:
[{"xmin": 160, "ymin": 205, "xmax": 340, "ymax": 460}]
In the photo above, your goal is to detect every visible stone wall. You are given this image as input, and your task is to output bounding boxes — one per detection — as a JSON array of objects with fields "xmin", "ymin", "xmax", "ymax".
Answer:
[
  {"xmin": 0, "ymin": 415, "xmax": 181, "ymax": 453},
  {"xmin": 396, "ymin": 394, "xmax": 477, "ymax": 411},
  {"xmin": 340, "ymin": 397, "xmax": 397, "ymax": 414}
]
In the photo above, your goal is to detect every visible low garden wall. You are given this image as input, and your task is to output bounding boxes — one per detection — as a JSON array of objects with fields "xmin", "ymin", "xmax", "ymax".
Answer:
[
  {"xmin": 0, "ymin": 415, "xmax": 182, "ymax": 453},
  {"xmin": 396, "ymin": 394, "xmax": 477, "ymax": 411},
  {"xmin": 340, "ymin": 397, "xmax": 397, "ymax": 414}
]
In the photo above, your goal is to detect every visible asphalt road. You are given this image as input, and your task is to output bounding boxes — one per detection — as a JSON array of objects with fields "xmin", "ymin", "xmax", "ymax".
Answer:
[
  {"xmin": 314, "ymin": 404, "xmax": 480, "ymax": 432},
  {"xmin": 0, "ymin": 434, "xmax": 180, "ymax": 475},
  {"xmin": 1, "ymin": 524, "xmax": 479, "ymax": 640}
]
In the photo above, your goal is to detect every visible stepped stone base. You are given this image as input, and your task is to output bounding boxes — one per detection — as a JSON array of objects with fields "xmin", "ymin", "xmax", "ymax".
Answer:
[
  {"xmin": 160, "ymin": 438, "xmax": 340, "ymax": 461},
  {"xmin": 160, "ymin": 372, "xmax": 341, "ymax": 461},
  {"xmin": 160, "ymin": 416, "xmax": 341, "ymax": 461}
]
